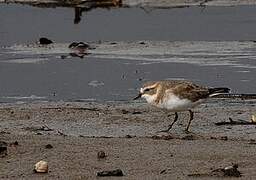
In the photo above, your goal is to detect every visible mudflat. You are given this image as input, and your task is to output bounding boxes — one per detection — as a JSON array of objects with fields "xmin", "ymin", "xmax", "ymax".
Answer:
[{"xmin": 0, "ymin": 100, "xmax": 255, "ymax": 179}]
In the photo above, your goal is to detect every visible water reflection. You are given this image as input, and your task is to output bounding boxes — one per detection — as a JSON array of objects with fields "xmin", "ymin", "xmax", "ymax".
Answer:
[{"xmin": 73, "ymin": 0, "xmax": 122, "ymax": 24}]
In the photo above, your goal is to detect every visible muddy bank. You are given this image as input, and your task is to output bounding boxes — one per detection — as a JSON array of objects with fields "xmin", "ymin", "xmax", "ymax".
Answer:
[
  {"xmin": 0, "ymin": 100, "xmax": 255, "ymax": 179},
  {"xmin": 1, "ymin": 0, "xmax": 256, "ymax": 8}
]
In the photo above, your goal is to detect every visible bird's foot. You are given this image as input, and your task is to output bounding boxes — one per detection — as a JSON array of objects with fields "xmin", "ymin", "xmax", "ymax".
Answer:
[
  {"xmin": 184, "ymin": 129, "xmax": 196, "ymax": 135},
  {"xmin": 184, "ymin": 129, "xmax": 191, "ymax": 134}
]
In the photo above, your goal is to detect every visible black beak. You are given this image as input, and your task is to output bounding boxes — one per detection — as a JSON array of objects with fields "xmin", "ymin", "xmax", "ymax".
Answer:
[{"xmin": 133, "ymin": 93, "xmax": 142, "ymax": 100}]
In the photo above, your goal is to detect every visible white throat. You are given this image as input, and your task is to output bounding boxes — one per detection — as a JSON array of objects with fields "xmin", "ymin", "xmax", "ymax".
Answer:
[{"xmin": 142, "ymin": 94, "xmax": 157, "ymax": 105}]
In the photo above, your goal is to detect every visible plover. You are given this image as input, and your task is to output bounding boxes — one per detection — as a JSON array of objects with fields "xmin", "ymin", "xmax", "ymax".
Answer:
[
  {"xmin": 68, "ymin": 42, "xmax": 91, "ymax": 58},
  {"xmin": 68, "ymin": 42, "xmax": 90, "ymax": 49},
  {"xmin": 134, "ymin": 80, "xmax": 230, "ymax": 132}
]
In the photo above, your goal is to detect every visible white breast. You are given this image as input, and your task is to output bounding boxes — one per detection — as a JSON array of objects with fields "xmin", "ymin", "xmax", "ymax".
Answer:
[{"xmin": 157, "ymin": 94, "xmax": 203, "ymax": 112}]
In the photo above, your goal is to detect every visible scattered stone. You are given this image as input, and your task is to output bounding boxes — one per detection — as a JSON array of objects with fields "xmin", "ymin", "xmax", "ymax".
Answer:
[
  {"xmin": 39, "ymin": 37, "xmax": 53, "ymax": 45},
  {"xmin": 97, "ymin": 169, "xmax": 124, "ymax": 177},
  {"xmin": 97, "ymin": 151, "xmax": 106, "ymax": 159},
  {"xmin": 0, "ymin": 141, "xmax": 7, "ymax": 158},
  {"xmin": 34, "ymin": 160, "xmax": 48, "ymax": 173},
  {"xmin": 139, "ymin": 41, "xmax": 146, "ymax": 45},
  {"xmin": 45, "ymin": 144, "xmax": 53, "ymax": 149}
]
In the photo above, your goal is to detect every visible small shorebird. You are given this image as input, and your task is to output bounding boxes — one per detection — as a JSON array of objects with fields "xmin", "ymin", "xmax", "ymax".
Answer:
[
  {"xmin": 68, "ymin": 42, "xmax": 95, "ymax": 58},
  {"xmin": 134, "ymin": 80, "xmax": 230, "ymax": 132}
]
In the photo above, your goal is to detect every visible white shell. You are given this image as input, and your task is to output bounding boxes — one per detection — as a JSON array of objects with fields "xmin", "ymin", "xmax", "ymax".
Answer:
[
  {"xmin": 252, "ymin": 114, "xmax": 256, "ymax": 123},
  {"xmin": 34, "ymin": 160, "xmax": 48, "ymax": 173}
]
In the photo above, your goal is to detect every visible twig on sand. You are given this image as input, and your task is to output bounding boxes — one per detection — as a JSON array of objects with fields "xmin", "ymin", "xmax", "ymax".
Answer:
[{"xmin": 215, "ymin": 118, "xmax": 256, "ymax": 126}]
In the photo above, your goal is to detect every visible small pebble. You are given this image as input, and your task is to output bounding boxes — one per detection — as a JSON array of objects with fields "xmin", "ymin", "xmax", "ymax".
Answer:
[
  {"xmin": 45, "ymin": 144, "xmax": 53, "ymax": 149},
  {"xmin": 97, "ymin": 151, "xmax": 106, "ymax": 159}
]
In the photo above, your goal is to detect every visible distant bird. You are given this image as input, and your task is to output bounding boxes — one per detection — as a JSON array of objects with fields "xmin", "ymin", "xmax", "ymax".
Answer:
[
  {"xmin": 68, "ymin": 42, "xmax": 95, "ymax": 58},
  {"xmin": 39, "ymin": 37, "xmax": 53, "ymax": 45},
  {"xmin": 68, "ymin": 42, "xmax": 90, "ymax": 49},
  {"xmin": 134, "ymin": 80, "xmax": 230, "ymax": 132}
]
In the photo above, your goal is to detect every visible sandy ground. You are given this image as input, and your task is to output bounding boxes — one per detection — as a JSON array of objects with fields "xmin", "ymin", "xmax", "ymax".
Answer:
[{"xmin": 0, "ymin": 100, "xmax": 256, "ymax": 179}]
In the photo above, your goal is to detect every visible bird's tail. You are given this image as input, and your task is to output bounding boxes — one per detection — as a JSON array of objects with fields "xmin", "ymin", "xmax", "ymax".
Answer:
[
  {"xmin": 208, "ymin": 87, "xmax": 230, "ymax": 97},
  {"xmin": 212, "ymin": 93, "xmax": 256, "ymax": 99},
  {"xmin": 208, "ymin": 87, "xmax": 256, "ymax": 99}
]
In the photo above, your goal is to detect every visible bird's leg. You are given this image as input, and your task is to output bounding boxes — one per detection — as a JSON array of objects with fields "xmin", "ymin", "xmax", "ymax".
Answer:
[
  {"xmin": 185, "ymin": 110, "xmax": 194, "ymax": 133},
  {"xmin": 159, "ymin": 112, "xmax": 178, "ymax": 132}
]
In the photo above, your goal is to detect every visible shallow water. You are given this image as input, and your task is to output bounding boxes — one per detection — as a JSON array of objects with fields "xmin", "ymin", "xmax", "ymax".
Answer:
[
  {"xmin": 2, "ymin": 5, "xmax": 256, "ymax": 45},
  {"xmin": 0, "ymin": 4, "xmax": 256, "ymax": 102}
]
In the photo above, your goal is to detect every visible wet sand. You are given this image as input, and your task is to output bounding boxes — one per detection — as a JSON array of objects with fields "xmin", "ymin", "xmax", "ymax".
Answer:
[{"xmin": 0, "ymin": 100, "xmax": 256, "ymax": 179}]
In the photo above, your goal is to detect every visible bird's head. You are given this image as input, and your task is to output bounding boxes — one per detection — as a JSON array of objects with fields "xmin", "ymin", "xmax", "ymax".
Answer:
[{"xmin": 133, "ymin": 82, "xmax": 159, "ymax": 102}]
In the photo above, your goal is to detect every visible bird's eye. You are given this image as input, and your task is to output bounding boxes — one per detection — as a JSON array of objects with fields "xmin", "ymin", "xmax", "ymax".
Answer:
[{"xmin": 144, "ymin": 88, "xmax": 150, "ymax": 92}]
